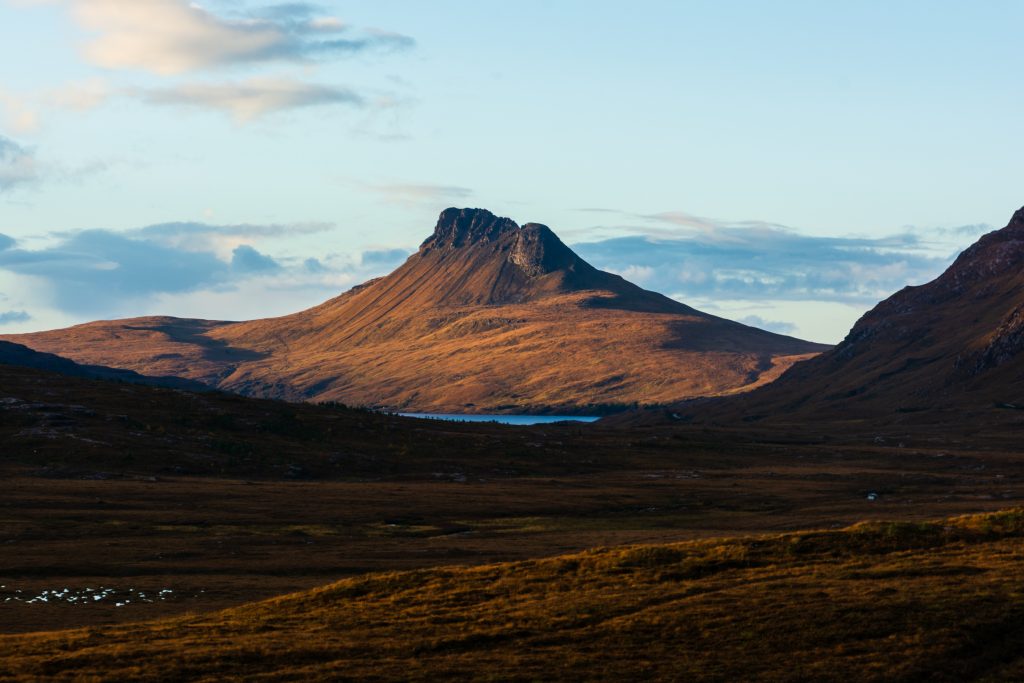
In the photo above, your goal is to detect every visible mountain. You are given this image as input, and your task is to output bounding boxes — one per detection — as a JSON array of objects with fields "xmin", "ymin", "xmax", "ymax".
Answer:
[
  {"xmin": 667, "ymin": 206, "xmax": 1024, "ymax": 425},
  {"xmin": 0, "ymin": 340, "xmax": 208, "ymax": 391},
  {"xmin": 2, "ymin": 208, "xmax": 827, "ymax": 413}
]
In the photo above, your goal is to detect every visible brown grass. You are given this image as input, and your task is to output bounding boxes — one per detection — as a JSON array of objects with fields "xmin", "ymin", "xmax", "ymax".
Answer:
[
  {"xmin": 4, "ymin": 508, "xmax": 1024, "ymax": 681},
  {"xmin": 3, "ymin": 210, "xmax": 827, "ymax": 414}
]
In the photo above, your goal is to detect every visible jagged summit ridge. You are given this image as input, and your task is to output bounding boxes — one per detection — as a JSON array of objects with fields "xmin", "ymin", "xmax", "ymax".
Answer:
[
  {"xmin": 422, "ymin": 208, "xmax": 519, "ymax": 250},
  {"xmin": 418, "ymin": 208, "xmax": 592, "ymax": 285}
]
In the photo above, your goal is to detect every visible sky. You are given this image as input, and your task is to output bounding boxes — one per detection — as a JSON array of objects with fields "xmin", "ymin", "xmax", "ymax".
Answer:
[{"xmin": 0, "ymin": 1, "xmax": 1021, "ymax": 343}]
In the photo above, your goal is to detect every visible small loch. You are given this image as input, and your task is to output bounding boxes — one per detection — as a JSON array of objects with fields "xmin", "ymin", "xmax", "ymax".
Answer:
[{"xmin": 399, "ymin": 413, "xmax": 601, "ymax": 426}]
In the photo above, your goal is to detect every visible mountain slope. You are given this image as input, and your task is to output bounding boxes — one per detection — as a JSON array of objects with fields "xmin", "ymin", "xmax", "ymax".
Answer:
[
  {"xmin": 3, "ymin": 208, "xmax": 827, "ymax": 413},
  {"xmin": 671, "ymin": 206, "xmax": 1024, "ymax": 425}
]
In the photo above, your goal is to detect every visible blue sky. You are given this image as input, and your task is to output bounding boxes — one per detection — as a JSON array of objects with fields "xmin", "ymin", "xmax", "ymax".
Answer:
[{"xmin": 0, "ymin": 1, "xmax": 1021, "ymax": 342}]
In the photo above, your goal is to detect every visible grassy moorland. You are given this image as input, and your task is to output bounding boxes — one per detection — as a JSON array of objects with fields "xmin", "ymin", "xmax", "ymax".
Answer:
[
  {"xmin": 3, "ymin": 508, "xmax": 1024, "ymax": 681},
  {"xmin": 3, "ymin": 361, "xmax": 1024, "ymax": 639}
]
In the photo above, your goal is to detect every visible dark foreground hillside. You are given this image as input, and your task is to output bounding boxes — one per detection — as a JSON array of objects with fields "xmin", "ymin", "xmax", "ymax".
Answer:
[
  {"xmin": 4, "ymin": 508, "xmax": 1024, "ymax": 682},
  {"xmin": 3, "ymin": 359, "xmax": 1024, "ymax": 638}
]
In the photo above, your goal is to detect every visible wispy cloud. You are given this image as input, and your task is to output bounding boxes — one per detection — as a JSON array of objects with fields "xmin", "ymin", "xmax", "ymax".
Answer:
[
  {"xmin": 10, "ymin": 77, "xmax": 370, "ymax": 123},
  {"xmin": 126, "ymin": 78, "xmax": 365, "ymax": 121},
  {"xmin": 7, "ymin": 1, "xmax": 414, "ymax": 125},
  {"xmin": 363, "ymin": 182, "xmax": 475, "ymax": 207},
  {"xmin": 0, "ymin": 136, "xmax": 39, "ymax": 191},
  {"xmin": 0, "ymin": 91, "xmax": 42, "ymax": 134},
  {"xmin": 27, "ymin": 0, "xmax": 414, "ymax": 75},
  {"xmin": 0, "ymin": 80, "xmax": 111, "ymax": 134},
  {"xmin": 737, "ymin": 315, "xmax": 797, "ymax": 336},
  {"xmin": 131, "ymin": 220, "xmax": 333, "ymax": 256}
]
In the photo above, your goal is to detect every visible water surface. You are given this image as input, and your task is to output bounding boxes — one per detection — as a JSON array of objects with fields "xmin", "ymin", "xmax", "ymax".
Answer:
[{"xmin": 399, "ymin": 413, "xmax": 600, "ymax": 426}]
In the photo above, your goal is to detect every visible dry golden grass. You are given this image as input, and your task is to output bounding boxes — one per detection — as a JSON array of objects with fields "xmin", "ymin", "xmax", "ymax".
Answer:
[
  {"xmin": 3, "ymin": 208, "xmax": 827, "ymax": 412},
  {"xmin": 4, "ymin": 294, "xmax": 824, "ymax": 414},
  {"xmin": 5, "ymin": 508, "xmax": 1024, "ymax": 681}
]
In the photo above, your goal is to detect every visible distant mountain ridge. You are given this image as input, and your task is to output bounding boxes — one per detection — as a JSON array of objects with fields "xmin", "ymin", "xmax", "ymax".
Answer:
[
  {"xmin": 2, "ymin": 208, "xmax": 827, "ymax": 413},
  {"xmin": 0, "ymin": 340, "xmax": 209, "ymax": 391},
  {"xmin": 663, "ymin": 205, "xmax": 1024, "ymax": 425}
]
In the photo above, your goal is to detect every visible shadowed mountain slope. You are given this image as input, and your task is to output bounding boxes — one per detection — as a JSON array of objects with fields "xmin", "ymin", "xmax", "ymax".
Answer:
[
  {"xmin": 661, "ymin": 206, "xmax": 1024, "ymax": 426},
  {"xmin": 3, "ymin": 208, "xmax": 827, "ymax": 413},
  {"xmin": 0, "ymin": 340, "xmax": 208, "ymax": 391}
]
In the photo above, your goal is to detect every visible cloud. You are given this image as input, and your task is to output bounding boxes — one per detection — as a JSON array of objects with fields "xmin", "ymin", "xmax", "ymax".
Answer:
[
  {"xmin": 0, "ymin": 310, "xmax": 31, "ymax": 325},
  {"xmin": 737, "ymin": 315, "xmax": 797, "ymax": 336},
  {"xmin": 0, "ymin": 91, "xmax": 42, "ymax": 134},
  {"xmin": 131, "ymin": 220, "xmax": 332, "ymax": 257},
  {"xmin": 572, "ymin": 220, "xmax": 954, "ymax": 307},
  {"xmin": 0, "ymin": 81, "xmax": 112, "ymax": 134},
  {"xmin": 0, "ymin": 229, "xmax": 230, "ymax": 312},
  {"xmin": 231, "ymin": 244, "xmax": 280, "ymax": 273},
  {"xmin": 0, "ymin": 136, "xmax": 39, "ymax": 191},
  {"xmin": 0, "ymin": 220, "xmax": 413, "ymax": 321},
  {"xmin": 9, "ymin": 78, "xmax": 368, "ymax": 123},
  {"xmin": 303, "ymin": 256, "xmax": 327, "ymax": 273},
  {"xmin": 44, "ymin": 78, "xmax": 112, "ymax": 111},
  {"xmin": 605, "ymin": 264, "xmax": 654, "ymax": 285},
  {"xmin": 125, "ymin": 78, "xmax": 364, "ymax": 121},
  {"xmin": 364, "ymin": 183, "xmax": 475, "ymax": 207},
  {"xmin": 360, "ymin": 247, "xmax": 410, "ymax": 267},
  {"xmin": 6, "ymin": 3, "xmax": 413, "ymax": 126},
  {"xmin": 31, "ymin": 0, "xmax": 415, "ymax": 75}
]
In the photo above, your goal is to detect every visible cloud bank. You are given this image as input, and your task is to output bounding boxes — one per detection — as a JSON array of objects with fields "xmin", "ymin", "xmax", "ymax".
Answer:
[
  {"xmin": 572, "ymin": 217, "xmax": 963, "ymax": 307},
  {"xmin": 0, "ymin": 221, "xmax": 411, "ymax": 320}
]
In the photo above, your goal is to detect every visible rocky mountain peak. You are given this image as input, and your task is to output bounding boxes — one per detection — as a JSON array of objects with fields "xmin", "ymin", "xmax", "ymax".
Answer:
[
  {"xmin": 834, "ymin": 205, "xmax": 1024, "ymax": 362},
  {"xmin": 422, "ymin": 208, "xmax": 519, "ymax": 251},
  {"xmin": 938, "ymin": 205, "xmax": 1024, "ymax": 289},
  {"xmin": 510, "ymin": 223, "xmax": 580, "ymax": 277}
]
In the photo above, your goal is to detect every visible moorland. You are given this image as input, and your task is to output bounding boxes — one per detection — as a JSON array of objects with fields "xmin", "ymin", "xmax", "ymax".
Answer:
[{"xmin": 1, "ymin": 206, "xmax": 1023, "ymax": 680}]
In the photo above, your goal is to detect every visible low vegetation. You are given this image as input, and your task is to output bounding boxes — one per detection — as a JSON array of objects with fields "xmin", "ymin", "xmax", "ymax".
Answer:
[{"xmin": 5, "ymin": 508, "xmax": 1024, "ymax": 681}]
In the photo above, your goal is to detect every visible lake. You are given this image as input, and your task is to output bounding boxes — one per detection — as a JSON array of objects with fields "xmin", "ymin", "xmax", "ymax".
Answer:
[{"xmin": 399, "ymin": 413, "xmax": 601, "ymax": 426}]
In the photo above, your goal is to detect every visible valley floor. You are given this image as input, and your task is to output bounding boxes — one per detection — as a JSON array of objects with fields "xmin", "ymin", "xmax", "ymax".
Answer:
[
  {"xmin": 4, "ymin": 508, "xmax": 1024, "ymax": 681},
  {"xmin": 4, "ymin": 364, "xmax": 1024, "ymax": 679},
  {"xmin": 3, "ymin": 437, "xmax": 1023, "ymax": 636}
]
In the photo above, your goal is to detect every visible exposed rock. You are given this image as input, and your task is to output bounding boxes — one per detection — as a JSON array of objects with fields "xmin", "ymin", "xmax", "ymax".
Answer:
[
  {"xmin": 509, "ymin": 224, "xmax": 578, "ymax": 277},
  {"xmin": 974, "ymin": 304, "xmax": 1024, "ymax": 372},
  {"xmin": 421, "ymin": 208, "xmax": 519, "ymax": 251}
]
